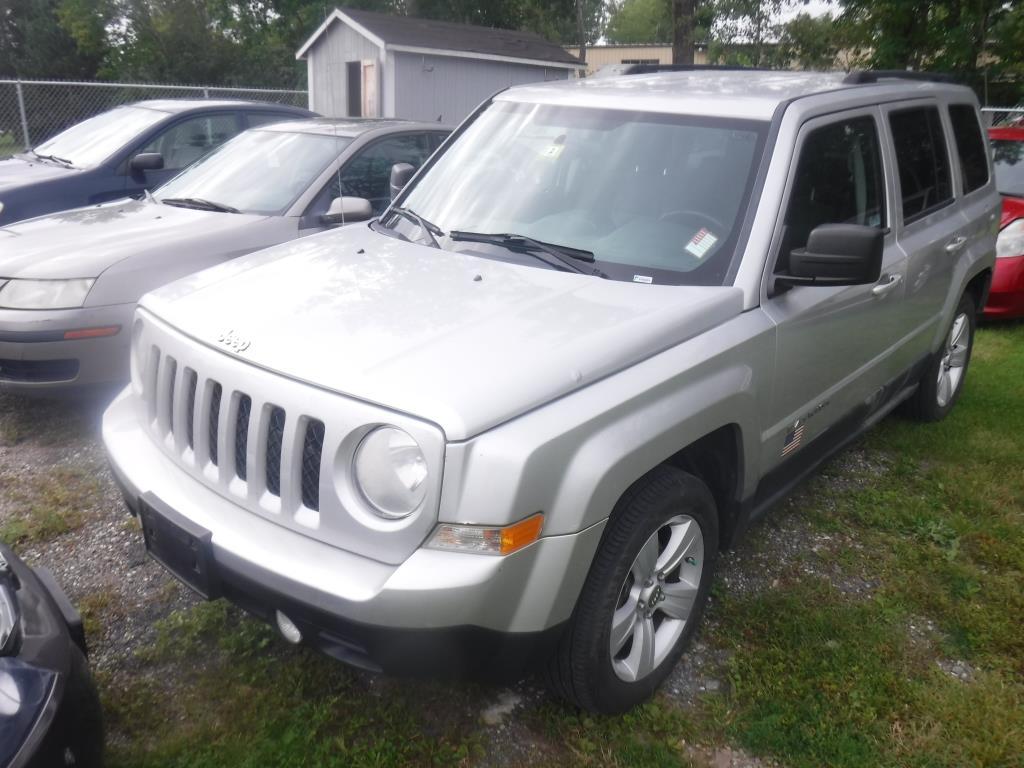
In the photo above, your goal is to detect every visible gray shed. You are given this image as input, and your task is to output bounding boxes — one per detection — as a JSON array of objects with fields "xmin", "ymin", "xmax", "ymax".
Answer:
[{"xmin": 296, "ymin": 9, "xmax": 584, "ymax": 123}]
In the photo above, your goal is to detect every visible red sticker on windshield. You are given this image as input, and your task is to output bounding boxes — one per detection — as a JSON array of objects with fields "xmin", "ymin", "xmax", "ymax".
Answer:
[{"xmin": 685, "ymin": 228, "xmax": 718, "ymax": 259}]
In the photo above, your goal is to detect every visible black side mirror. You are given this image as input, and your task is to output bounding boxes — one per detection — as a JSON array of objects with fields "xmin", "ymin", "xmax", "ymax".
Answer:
[
  {"xmin": 130, "ymin": 152, "xmax": 164, "ymax": 172},
  {"xmin": 776, "ymin": 223, "xmax": 883, "ymax": 289},
  {"xmin": 389, "ymin": 163, "xmax": 416, "ymax": 200}
]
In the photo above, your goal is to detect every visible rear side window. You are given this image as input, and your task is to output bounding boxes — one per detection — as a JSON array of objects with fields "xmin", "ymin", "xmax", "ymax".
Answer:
[
  {"xmin": 777, "ymin": 116, "xmax": 885, "ymax": 271},
  {"xmin": 889, "ymin": 107, "xmax": 953, "ymax": 223},
  {"xmin": 948, "ymin": 104, "xmax": 989, "ymax": 194}
]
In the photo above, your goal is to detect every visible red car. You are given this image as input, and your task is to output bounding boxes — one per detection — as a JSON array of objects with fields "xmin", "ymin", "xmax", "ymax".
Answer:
[{"xmin": 987, "ymin": 125, "xmax": 1024, "ymax": 318}]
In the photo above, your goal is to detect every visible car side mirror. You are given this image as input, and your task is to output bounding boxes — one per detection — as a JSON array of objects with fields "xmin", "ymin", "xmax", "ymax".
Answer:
[
  {"xmin": 389, "ymin": 163, "xmax": 416, "ymax": 200},
  {"xmin": 130, "ymin": 152, "xmax": 164, "ymax": 172},
  {"xmin": 322, "ymin": 196, "xmax": 373, "ymax": 226},
  {"xmin": 776, "ymin": 224, "xmax": 883, "ymax": 289}
]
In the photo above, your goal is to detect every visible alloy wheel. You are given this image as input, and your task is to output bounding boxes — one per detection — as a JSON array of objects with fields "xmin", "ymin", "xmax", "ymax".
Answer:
[
  {"xmin": 610, "ymin": 514, "xmax": 704, "ymax": 682},
  {"xmin": 937, "ymin": 312, "xmax": 970, "ymax": 408}
]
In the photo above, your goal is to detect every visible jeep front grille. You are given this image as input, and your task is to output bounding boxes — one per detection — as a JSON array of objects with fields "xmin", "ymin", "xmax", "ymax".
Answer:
[
  {"xmin": 134, "ymin": 312, "xmax": 444, "ymax": 566},
  {"xmin": 265, "ymin": 407, "xmax": 285, "ymax": 497},
  {"xmin": 300, "ymin": 420, "xmax": 325, "ymax": 510},
  {"xmin": 208, "ymin": 381, "xmax": 222, "ymax": 467},
  {"xmin": 234, "ymin": 395, "xmax": 252, "ymax": 481},
  {"xmin": 146, "ymin": 352, "xmax": 325, "ymax": 513}
]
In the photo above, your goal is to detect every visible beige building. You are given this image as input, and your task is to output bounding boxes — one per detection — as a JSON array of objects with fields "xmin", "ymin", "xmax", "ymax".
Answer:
[{"xmin": 564, "ymin": 44, "xmax": 708, "ymax": 77}]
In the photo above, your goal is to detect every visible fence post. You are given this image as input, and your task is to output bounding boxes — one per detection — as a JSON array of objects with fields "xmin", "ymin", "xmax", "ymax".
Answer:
[
  {"xmin": 203, "ymin": 88, "xmax": 209, "ymax": 98},
  {"xmin": 15, "ymin": 80, "xmax": 30, "ymax": 150}
]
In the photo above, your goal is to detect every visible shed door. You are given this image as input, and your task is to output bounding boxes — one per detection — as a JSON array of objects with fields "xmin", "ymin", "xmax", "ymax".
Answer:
[{"xmin": 347, "ymin": 61, "xmax": 361, "ymax": 117}]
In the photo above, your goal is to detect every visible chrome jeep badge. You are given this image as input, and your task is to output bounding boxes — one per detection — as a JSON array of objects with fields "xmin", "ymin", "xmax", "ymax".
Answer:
[{"xmin": 217, "ymin": 329, "xmax": 251, "ymax": 353}]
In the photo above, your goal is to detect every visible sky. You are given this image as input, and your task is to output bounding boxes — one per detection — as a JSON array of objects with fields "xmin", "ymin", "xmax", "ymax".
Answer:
[{"xmin": 779, "ymin": 0, "xmax": 834, "ymax": 21}]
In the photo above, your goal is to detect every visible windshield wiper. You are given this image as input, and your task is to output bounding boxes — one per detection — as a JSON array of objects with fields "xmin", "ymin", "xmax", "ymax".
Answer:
[
  {"xmin": 448, "ymin": 231, "xmax": 607, "ymax": 278},
  {"xmin": 31, "ymin": 150, "xmax": 74, "ymax": 167},
  {"xmin": 390, "ymin": 206, "xmax": 443, "ymax": 249},
  {"xmin": 161, "ymin": 197, "xmax": 240, "ymax": 214}
]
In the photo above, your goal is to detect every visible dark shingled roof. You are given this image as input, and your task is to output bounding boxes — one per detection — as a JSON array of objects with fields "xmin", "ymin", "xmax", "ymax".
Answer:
[{"xmin": 333, "ymin": 8, "xmax": 582, "ymax": 66}]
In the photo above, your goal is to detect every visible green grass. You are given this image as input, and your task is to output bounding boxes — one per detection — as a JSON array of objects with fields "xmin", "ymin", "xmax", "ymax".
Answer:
[
  {"xmin": 706, "ymin": 323, "xmax": 1024, "ymax": 768},
  {"xmin": 104, "ymin": 602, "xmax": 484, "ymax": 768},
  {"xmin": 0, "ymin": 466, "xmax": 96, "ymax": 545},
  {"xmin": 96, "ymin": 324, "xmax": 1024, "ymax": 766},
  {"xmin": 0, "ymin": 132, "xmax": 18, "ymax": 159}
]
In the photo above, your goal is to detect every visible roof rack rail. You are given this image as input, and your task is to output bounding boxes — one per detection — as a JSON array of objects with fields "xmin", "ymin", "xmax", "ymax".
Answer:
[
  {"xmin": 592, "ymin": 63, "xmax": 771, "ymax": 78},
  {"xmin": 843, "ymin": 70, "xmax": 957, "ymax": 85}
]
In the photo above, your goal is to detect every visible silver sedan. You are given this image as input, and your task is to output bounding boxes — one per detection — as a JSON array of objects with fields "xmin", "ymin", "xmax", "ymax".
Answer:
[{"xmin": 0, "ymin": 118, "xmax": 449, "ymax": 394}]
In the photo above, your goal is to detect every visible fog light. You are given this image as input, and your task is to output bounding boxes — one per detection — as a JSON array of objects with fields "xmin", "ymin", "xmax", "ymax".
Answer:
[{"xmin": 275, "ymin": 611, "xmax": 302, "ymax": 644}]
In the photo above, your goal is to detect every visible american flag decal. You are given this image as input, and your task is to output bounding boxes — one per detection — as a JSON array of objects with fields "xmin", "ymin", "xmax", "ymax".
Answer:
[{"xmin": 782, "ymin": 421, "xmax": 804, "ymax": 457}]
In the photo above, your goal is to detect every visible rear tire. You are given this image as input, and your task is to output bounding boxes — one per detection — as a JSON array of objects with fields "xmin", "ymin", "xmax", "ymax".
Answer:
[
  {"xmin": 902, "ymin": 292, "xmax": 976, "ymax": 422},
  {"xmin": 546, "ymin": 465, "xmax": 718, "ymax": 713}
]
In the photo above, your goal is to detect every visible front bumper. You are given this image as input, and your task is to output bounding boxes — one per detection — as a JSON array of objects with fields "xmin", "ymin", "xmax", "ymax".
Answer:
[
  {"xmin": 0, "ymin": 303, "xmax": 134, "ymax": 393},
  {"xmin": 1, "ymin": 545, "xmax": 103, "ymax": 768},
  {"xmin": 103, "ymin": 387, "xmax": 605, "ymax": 678},
  {"xmin": 983, "ymin": 254, "xmax": 1024, "ymax": 319}
]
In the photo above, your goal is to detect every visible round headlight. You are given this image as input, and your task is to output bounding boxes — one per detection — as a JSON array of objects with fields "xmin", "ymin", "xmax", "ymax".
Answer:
[{"xmin": 353, "ymin": 426, "xmax": 428, "ymax": 519}]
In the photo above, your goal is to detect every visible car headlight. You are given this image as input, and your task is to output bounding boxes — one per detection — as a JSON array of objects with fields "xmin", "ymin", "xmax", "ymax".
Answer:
[
  {"xmin": 0, "ymin": 554, "xmax": 19, "ymax": 657},
  {"xmin": 0, "ymin": 585, "xmax": 17, "ymax": 657},
  {"xmin": 0, "ymin": 658, "xmax": 56, "ymax": 765},
  {"xmin": 0, "ymin": 278, "xmax": 95, "ymax": 309},
  {"xmin": 353, "ymin": 426, "xmax": 428, "ymax": 519},
  {"xmin": 996, "ymin": 218, "xmax": 1024, "ymax": 259}
]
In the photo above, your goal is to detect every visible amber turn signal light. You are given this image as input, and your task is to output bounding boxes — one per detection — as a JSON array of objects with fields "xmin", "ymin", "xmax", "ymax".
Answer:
[{"xmin": 427, "ymin": 513, "xmax": 545, "ymax": 556}]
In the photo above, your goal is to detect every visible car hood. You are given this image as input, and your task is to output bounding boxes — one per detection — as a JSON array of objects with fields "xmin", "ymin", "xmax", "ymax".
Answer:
[
  {"xmin": 0, "ymin": 156, "xmax": 76, "ymax": 192},
  {"xmin": 143, "ymin": 225, "xmax": 743, "ymax": 440},
  {"xmin": 0, "ymin": 198, "xmax": 274, "ymax": 280}
]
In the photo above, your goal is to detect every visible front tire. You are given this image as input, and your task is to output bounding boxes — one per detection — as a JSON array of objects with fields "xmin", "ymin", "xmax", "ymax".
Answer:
[
  {"xmin": 903, "ymin": 292, "xmax": 976, "ymax": 422},
  {"xmin": 546, "ymin": 466, "xmax": 718, "ymax": 713}
]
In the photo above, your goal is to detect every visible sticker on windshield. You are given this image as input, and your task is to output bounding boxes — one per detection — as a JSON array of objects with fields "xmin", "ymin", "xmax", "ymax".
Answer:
[
  {"xmin": 633, "ymin": 274, "xmax": 653, "ymax": 284},
  {"xmin": 541, "ymin": 144, "xmax": 564, "ymax": 160},
  {"xmin": 685, "ymin": 228, "xmax": 718, "ymax": 259}
]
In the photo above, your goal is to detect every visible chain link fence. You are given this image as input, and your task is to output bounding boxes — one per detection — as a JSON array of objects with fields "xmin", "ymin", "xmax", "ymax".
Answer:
[
  {"xmin": 0, "ymin": 80, "xmax": 309, "ymax": 158},
  {"xmin": 982, "ymin": 106, "xmax": 1024, "ymax": 128}
]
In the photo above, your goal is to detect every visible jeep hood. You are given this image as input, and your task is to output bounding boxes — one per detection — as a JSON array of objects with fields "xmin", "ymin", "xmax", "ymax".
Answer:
[
  {"xmin": 0, "ymin": 198, "xmax": 281, "ymax": 282},
  {"xmin": 142, "ymin": 225, "xmax": 743, "ymax": 440}
]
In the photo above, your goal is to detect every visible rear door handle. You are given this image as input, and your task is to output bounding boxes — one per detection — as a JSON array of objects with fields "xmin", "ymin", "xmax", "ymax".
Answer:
[
  {"xmin": 945, "ymin": 236, "xmax": 968, "ymax": 253},
  {"xmin": 872, "ymin": 273, "xmax": 902, "ymax": 297}
]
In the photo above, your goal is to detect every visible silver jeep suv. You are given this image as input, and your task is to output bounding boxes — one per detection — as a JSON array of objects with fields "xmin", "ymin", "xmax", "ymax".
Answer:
[{"xmin": 103, "ymin": 70, "xmax": 998, "ymax": 712}]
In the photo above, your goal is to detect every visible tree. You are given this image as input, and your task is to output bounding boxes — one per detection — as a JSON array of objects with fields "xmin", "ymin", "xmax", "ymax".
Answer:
[
  {"xmin": 0, "ymin": 0, "xmax": 103, "ymax": 77},
  {"xmin": 708, "ymin": 0, "xmax": 782, "ymax": 67},
  {"xmin": 838, "ymin": 0, "xmax": 1009, "ymax": 75},
  {"xmin": 773, "ymin": 12, "xmax": 847, "ymax": 70},
  {"xmin": 606, "ymin": 0, "xmax": 672, "ymax": 43},
  {"xmin": 672, "ymin": 0, "xmax": 695, "ymax": 64}
]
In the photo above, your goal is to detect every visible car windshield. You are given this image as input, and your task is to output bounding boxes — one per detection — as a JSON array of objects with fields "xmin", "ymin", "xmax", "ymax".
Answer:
[
  {"xmin": 31, "ymin": 106, "xmax": 168, "ymax": 168},
  {"xmin": 992, "ymin": 139, "xmax": 1024, "ymax": 197},
  {"xmin": 392, "ymin": 101, "xmax": 768, "ymax": 285},
  {"xmin": 156, "ymin": 129, "xmax": 351, "ymax": 215}
]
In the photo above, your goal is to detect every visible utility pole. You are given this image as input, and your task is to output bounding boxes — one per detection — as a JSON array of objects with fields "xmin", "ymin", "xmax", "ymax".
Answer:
[{"xmin": 672, "ymin": 0, "xmax": 695, "ymax": 64}]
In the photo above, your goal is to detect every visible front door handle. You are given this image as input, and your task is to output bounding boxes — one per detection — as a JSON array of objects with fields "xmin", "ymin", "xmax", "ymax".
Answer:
[
  {"xmin": 872, "ymin": 273, "xmax": 902, "ymax": 297},
  {"xmin": 945, "ymin": 236, "xmax": 968, "ymax": 253}
]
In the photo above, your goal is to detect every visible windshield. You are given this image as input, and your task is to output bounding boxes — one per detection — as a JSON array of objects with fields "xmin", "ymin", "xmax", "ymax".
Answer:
[
  {"xmin": 32, "ymin": 106, "xmax": 168, "ymax": 168},
  {"xmin": 992, "ymin": 139, "xmax": 1024, "ymax": 197},
  {"xmin": 393, "ymin": 101, "xmax": 768, "ymax": 285},
  {"xmin": 156, "ymin": 129, "xmax": 351, "ymax": 215}
]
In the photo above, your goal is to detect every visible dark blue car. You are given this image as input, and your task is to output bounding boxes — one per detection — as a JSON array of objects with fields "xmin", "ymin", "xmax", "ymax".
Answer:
[{"xmin": 0, "ymin": 99, "xmax": 313, "ymax": 226}]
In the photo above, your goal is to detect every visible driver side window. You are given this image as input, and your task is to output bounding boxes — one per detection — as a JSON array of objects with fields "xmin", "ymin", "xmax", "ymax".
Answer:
[
  {"xmin": 776, "ymin": 116, "xmax": 886, "ymax": 274},
  {"xmin": 311, "ymin": 134, "xmax": 433, "ymax": 216},
  {"xmin": 139, "ymin": 113, "xmax": 239, "ymax": 172}
]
